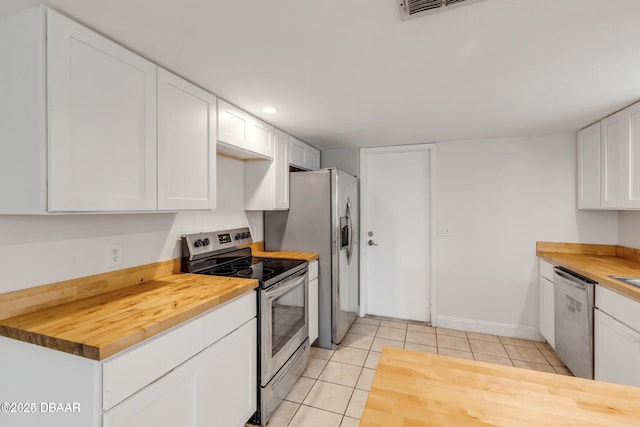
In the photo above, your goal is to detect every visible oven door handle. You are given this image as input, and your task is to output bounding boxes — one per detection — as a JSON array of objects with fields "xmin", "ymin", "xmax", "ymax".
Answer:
[{"xmin": 265, "ymin": 269, "xmax": 307, "ymax": 300}]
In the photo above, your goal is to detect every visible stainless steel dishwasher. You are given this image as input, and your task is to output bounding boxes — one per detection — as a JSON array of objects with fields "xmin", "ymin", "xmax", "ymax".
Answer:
[{"xmin": 553, "ymin": 267, "xmax": 596, "ymax": 379}]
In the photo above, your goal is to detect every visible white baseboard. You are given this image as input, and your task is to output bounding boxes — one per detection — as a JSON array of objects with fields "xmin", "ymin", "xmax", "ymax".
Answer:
[{"xmin": 436, "ymin": 315, "xmax": 545, "ymax": 341}]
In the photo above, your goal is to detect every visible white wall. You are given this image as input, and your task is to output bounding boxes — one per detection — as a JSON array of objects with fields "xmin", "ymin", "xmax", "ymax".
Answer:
[
  {"xmin": 618, "ymin": 211, "xmax": 640, "ymax": 248},
  {"xmin": 321, "ymin": 148, "xmax": 360, "ymax": 177},
  {"xmin": 0, "ymin": 156, "xmax": 262, "ymax": 293},
  {"xmin": 436, "ymin": 133, "xmax": 618, "ymax": 337}
]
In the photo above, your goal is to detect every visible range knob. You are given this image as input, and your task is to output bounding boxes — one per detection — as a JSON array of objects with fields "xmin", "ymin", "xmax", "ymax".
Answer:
[
  {"xmin": 194, "ymin": 239, "xmax": 202, "ymax": 248},
  {"xmin": 203, "ymin": 238, "xmax": 210, "ymax": 246},
  {"xmin": 234, "ymin": 234, "xmax": 241, "ymax": 240}
]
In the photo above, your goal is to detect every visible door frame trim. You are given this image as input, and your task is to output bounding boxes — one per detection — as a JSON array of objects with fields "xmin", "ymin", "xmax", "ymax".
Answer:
[{"xmin": 359, "ymin": 144, "xmax": 437, "ymax": 325}]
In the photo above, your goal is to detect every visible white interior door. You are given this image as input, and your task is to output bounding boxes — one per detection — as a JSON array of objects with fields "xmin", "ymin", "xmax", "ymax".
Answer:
[{"xmin": 361, "ymin": 146, "xmax": 432, "ymax": 322}]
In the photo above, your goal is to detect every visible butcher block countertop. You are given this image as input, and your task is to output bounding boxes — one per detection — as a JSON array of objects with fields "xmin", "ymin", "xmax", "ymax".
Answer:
[
  {"xmin": 537, "ymin": 242, "xmax": 640, "ymax": 302},
  {"xmin": 0, "ymin": 269, "xmax": 257, "ymax": 361},
  {"xmin": 251, "ymin": 241, "xmax": 319, "ymax": 262},
  {"xmin": 361, "ymin": 347, "xmax": 640, "ymax": 427}
]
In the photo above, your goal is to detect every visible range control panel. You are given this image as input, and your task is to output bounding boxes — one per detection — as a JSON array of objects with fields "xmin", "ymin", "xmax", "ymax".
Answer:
[{"xmin": 181, "ymin": 227, "xmax": 253, "ymax": 260}]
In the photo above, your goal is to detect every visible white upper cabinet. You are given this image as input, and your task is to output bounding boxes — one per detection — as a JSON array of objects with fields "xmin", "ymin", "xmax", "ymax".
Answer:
[
  {"xmin": 0, "ymin": 7, "xmax": 47, "ymax": 214},
  {"xmin": 245, "ymin": 129, "xmax": 289, "ymax": 210},
  {"xmin": 578, "ymin": 100, "xmax": 640, "ymax": 210},
  {"xmin": 274, "ymin": 131, "xmax": 290, "ymax": 208},
  {"xmin": 601, "ymin": 101, "xmax": 640, "ymax": 209},
  {"xmin": 577, "ymin": 122, "xmax": 601, "ymax": 209},
  {"xmin": 157, "ymin": 69, "xmax": 217, "ymax": 211},
  {"xmin": 289, "ymin": 136, "xmax": 320, "ymax": 171},
  {"xmin": 47, "ymin": 10, "xmax": 158, "ymax": 211},
  {"xmin": 217, "ymin": 99, "xmax": 274, "ymax": 160},
  {"xmin": 0, "ymin": 7, "xmax": 221, "ymax": 213}
]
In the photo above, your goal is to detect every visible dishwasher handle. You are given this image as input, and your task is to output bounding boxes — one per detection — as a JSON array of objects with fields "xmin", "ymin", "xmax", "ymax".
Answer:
[{"xmin": 554, "ymin": 267, "xmax": 596, "ymax": 290}]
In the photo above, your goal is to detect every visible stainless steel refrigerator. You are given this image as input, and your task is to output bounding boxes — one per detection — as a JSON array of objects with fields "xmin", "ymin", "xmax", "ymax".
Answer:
[{"xmin": 264, "ymin": 168, "xmax": 359, "ymax": 349}]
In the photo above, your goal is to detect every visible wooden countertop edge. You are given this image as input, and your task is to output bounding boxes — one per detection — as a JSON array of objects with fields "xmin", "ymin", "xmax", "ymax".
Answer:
[
  {"xmin": 537, "ymin": 242, "xmax": 640, "ymax": 302},
  {"xmin": 251, "ymin": 241, "xmax": 319, "ymax": 262},
  {"xmin": 0, "ymin": 277, "xmax": 258, "ymax": 361}
]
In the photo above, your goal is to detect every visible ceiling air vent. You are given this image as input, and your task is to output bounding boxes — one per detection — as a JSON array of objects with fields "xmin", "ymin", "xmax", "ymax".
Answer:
[{"xmin": 399, "ymin": 0, "xmax": 484, "ymax": 21}]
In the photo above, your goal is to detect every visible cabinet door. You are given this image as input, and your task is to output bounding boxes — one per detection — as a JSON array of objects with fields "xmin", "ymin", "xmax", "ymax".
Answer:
[
  {"xmin": 103, "ymin": 355, "xmax": 204, "ymax": 427},
  {"xmin": 577, "ymin": 122, "xmax": 601, "ymax": 209},
  {"xmin": 289, "ymin": 137, "xmax": 320, "ymax": 171},
  {"xmin": 594, "ymin": 309, "xmax": 640, "ymax": 387},
  {"xmin": 47, "ymin": 10, "xmax": 157, "ymax": 211},
  {"xmin": 217, "ymin": 99, "xmax": 272, "ymax": 160},
  {"xmin": 601, "ymin": 110, "xmax": 628, "ymax": 208},
  {"xmin": 217, "ymin": 99, "xmax": 248, "ymax": 149},
  {"xmin": 274, "ymin": 129, "xmax": 290, "ymax": 209},
  {"xmin": 628, "ymin": 106, "xmax": 640, "ymax": 208},
  {"xmin": 601, "ymin": 101, "xmax": 640, "ymax": 209},
  {"xmin": 157, "ymin": 69, "xmax": 216, "ymax": 210},
  {"xmin": 202, "ymin": 319, "xmax": 257, "ymax": 427},
  {"xmin": 289, "ymin": 137, "xmax": 307, "ymax": 169},
  {"xmin": 248, "ymin": 119, "xmax": 274, "ymax": 159},
  {"xmin": 539, "ymin": 276, "xmax": 555, "ymax": 348},
  {"xmin": 309, "ymin": 277, "xmax": 319, "ymax": 344},
  {"xmin": 305, "ymin": 146, "xmax": 321, "ymax": 171}
]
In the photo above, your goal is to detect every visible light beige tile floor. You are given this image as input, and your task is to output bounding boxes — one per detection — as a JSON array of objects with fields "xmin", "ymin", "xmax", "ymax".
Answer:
[{"xmin": 256, "ymin": 316, "xmax": 571, "ymax": 427}]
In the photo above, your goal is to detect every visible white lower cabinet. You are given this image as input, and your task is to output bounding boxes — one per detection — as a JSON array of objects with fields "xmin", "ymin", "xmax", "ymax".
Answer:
[
  {"xmin": 308, "ymin": 261, "xmax": 319, "ymax": 344},
  {"xmin": 0, "ymin": 292, "xmax": 257, "ymax": 427},
  {"xmin": 594, "ymin": 309, "xmax": 640, "ymax": 387},
  {"xmin": 539, "ymin": 276, "xmax": 555, "ymax": 348},
  {"xmin": 594, "ymin": 284, "xmax": 640, "ymax": 387},
  {"xmin": 538, "ymin": 260, "xmax": 555, "ymax": 348},
  {"xmin": 203, "ymin": 319, "xmax": 257, "ymax": 426},
  {"xmin": 105, "ymin": 319, "xmax": 256, "ymax": 427},
  {"xmin": 103, "ymin": 355, "xmax": 203, "ymax": 427}
]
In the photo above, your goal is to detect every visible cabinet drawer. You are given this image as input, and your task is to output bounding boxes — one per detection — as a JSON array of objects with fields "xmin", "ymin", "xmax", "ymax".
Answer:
[
  {"xmin": 539, "ymin": 259, "xmax": 555, "ymax": 281},
  {"xmin": 596, "ymin": 285, "xmax": 640, "ymax": 333},
  {"xmin": 103, "ymin": 316, "xmax": 205, "ymax": 410},
  {"xmin": 204, "ymin": 291, "xmax": 256, "ymax": 347},
  {"xmin": 308, "ymin": 260, "xmax": 318, "ymax": 281}
]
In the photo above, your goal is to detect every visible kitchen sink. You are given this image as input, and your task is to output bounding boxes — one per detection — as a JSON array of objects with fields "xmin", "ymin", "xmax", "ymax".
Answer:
[{"xmin": 609, "ymin": 276, "xmax": 640, "ymax": 288}]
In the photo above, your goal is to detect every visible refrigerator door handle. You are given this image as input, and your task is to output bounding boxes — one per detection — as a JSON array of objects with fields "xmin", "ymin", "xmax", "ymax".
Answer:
[
  {"xmin": 346, "ymin": 200, "xmax": 354, "ymax": 263},
  {"xmin": 340, "ymin": 216, "xmax": 349, "ymax": 250}
]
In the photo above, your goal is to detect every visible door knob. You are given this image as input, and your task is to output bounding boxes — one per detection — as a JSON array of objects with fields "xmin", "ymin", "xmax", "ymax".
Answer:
[{"xmin": 368, "ymin": 239, "xmax": 378, "ymax": 246}]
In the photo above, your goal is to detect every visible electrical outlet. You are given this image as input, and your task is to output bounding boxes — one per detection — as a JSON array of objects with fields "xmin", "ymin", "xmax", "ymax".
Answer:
[
  {"xmin": 107, "ymin": 243, "xmax": 123, "ymax": 267},
  {"xmin": 438, "ymin": 226, "xmax": 451, "ymax": 236}
]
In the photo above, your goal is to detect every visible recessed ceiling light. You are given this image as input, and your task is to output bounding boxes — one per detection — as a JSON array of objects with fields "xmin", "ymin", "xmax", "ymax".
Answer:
[{"xmin": 263, "ymin": 106, "xmax": 278, "ymax": 114}]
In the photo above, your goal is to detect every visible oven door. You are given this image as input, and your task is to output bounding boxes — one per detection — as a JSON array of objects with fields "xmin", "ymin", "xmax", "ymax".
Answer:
[{"xmin": 261, "ymin": 268, "xmax": 309, "ymax": 385}]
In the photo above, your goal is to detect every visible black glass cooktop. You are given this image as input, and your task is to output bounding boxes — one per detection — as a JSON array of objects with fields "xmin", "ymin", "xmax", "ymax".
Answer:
[{"xmin": 201, "ymin": 257, "xmax": 307, "ymax": 287}]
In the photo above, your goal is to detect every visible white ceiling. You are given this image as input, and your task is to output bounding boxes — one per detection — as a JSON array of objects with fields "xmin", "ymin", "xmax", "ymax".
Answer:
[{"xmin": 7, "ymin": 0, "xmax": 640, "ymax": 149}]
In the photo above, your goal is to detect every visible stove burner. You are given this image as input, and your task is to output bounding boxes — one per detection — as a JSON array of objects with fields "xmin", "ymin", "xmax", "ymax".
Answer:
[
  {"xmin": 234, "ymin": 260, "xmax": 252, "ymax": 268},
  {"xmin": 237, "ymin": 267, "xmax": 275, "ymax": 278},
  {"xmin": 208, "ymin": 266, "xmax": 237, "ymax": 275}
]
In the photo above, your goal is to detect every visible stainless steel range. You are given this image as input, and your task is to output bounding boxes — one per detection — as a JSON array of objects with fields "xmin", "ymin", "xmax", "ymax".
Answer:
[{"xmin": 181, "ymin": 227, "xmax": 309, "ymax": 426}]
